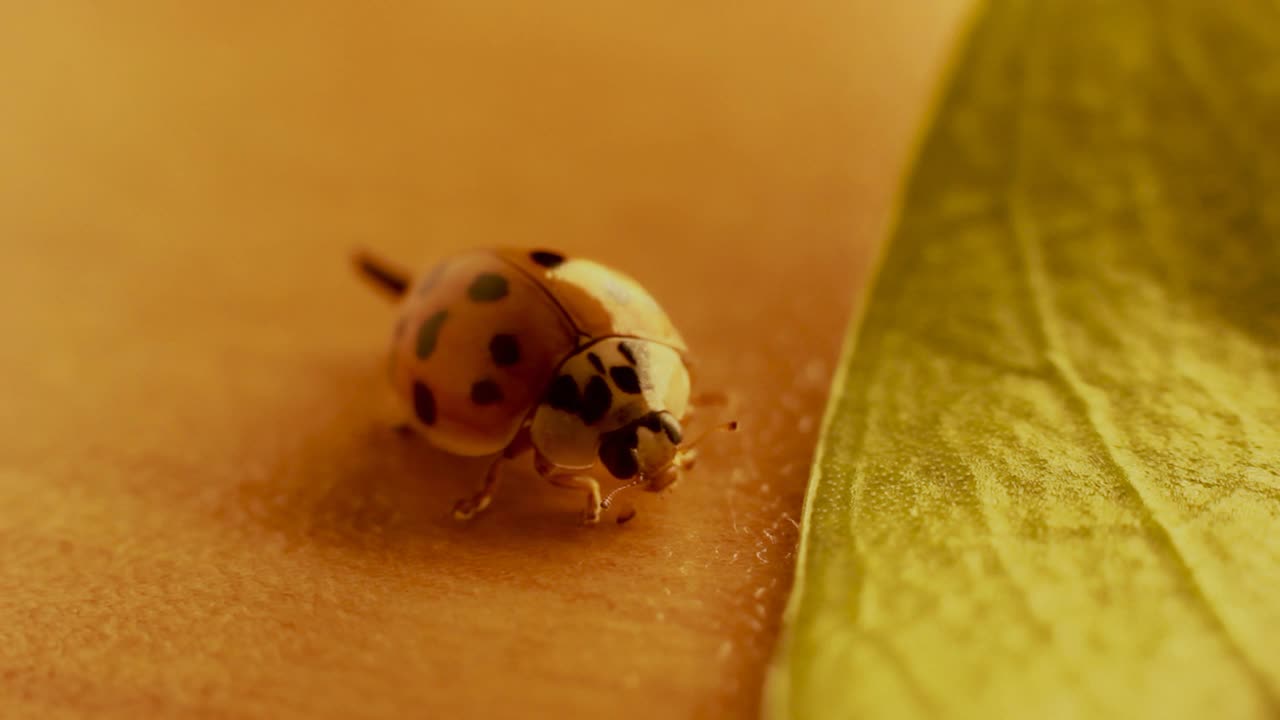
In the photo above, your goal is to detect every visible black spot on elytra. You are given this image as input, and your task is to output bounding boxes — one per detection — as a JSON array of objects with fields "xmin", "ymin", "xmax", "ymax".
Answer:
[
  {"xmin": 617, "ymin": 342, "xmax": 637, "ymax": 366},
  {"xmin": 470, "ymin": 379, "xmax": 504, "ymax": 405},
  {"xmin": 610, "ymin": 366, "xmax": 642, "ymax": 394},
  {"xmin": 530, "ymin": 250, "xmax": 566, "ymax": 268},
  {"xmin": 489, "ymin": 334, "xmax": 520, "ymax": 367},
  {"xmin": 580, "ymin": 376, "xmax": 612, "ymax": 425},
  {"xmin": 547, "ymin": 374, "xmax": 580, "ymax": 412},
  {"xmin": 468, "ymin": 273, "xmax": 509, "ymax": 302},
  {"xmin": 598, "ymin": 426, "xmax": 640, "ymax": 479},
  {"xmin": 416, "ymin": 310, "xmax": 448, "ymax": 359},
  {"xmin": 587, "ymin": 353, "xmax": 605, "ymax": 374},
  {"xmin": 413, "ymin": 382, "xmax": 437, "ymax": 425}
]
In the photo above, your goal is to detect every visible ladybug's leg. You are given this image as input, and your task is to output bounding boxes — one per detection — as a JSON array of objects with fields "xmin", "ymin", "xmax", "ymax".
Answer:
[
  {"xmin": 452, "ymin": 459, "xmax": 503, "ymax": 520},
  {"xmin": 546, "ymin": 475, "xmax": 602, "ymax": 525},
  {"xmin": 537, "ymin": 458, "xmax": 601, "ymax": 520},
  {"xmin": 452, "ymin": 428, "xmax": 533, "ymax": 521}
]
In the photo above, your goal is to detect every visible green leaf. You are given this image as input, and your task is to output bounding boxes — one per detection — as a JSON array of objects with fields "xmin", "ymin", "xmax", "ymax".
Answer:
[{"xmin": 766, "ymin": 1, "xmax": 1280, "ymax": 718}]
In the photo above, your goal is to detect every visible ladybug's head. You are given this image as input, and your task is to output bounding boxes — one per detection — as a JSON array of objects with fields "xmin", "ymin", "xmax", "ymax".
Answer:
[
  {"xmin": 529, "ymin": 338, "xmax": 690, "ymax": 483},
  {"xmin": 595, "ymin": 409, "xmax": 684, "ymax": 483}
]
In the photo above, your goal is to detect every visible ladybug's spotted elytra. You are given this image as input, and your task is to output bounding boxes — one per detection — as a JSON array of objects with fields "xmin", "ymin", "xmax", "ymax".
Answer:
[{"xmin": 354, "ymin": 248, "xmax": 735, "ymax": 525}]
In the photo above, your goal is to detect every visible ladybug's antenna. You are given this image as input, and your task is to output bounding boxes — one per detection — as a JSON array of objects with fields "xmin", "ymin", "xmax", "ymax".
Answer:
[
  {"xmin": 601, "ymin": 478, "xmax": 645, "ymax": 509},
  {"xmin": 352, "ymin": 249, "xmax": 411, "ymax": 300},
  {"xmin": 684, "ymin": 421, "xmax": 739, "ymax": 452}
]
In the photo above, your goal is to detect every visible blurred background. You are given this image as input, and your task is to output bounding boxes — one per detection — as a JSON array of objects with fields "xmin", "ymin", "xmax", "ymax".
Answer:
[{"xmin": 0, "ymin": 3, "xmax": 966, "ymax": 718}]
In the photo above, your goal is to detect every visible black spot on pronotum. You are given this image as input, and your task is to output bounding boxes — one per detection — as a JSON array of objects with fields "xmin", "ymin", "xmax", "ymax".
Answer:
[
  {"xmin": 587, "ymin": 352, "xmax": 605, "ymax": 374},
  {"xmin": 547, "ymin": 374, "xmax": 580, "ymax": 412},
  {"xmin": 609, "ymin": 366, "xmax": 642, "ymax": 394},
  {"xmin": 530, "ymin": 250, "xmax": 566, "ymax": 268},
  {"xmin": 468, "ymin": 273, "xmax": 509, "ymax": 302},
  {"xmin": 470, "ymin": 379, "xmax": 504, "ymax": 405},
  {"xmin": 413, "ymin": 382, "xmax": 437, "ymax": 425},
  {"xmin": 617, "ymin": 341, "xmax": 637, "ymax": 366},
  {"xmin": 580, "ymin": 376, "xmax": 612, "ymax": 425},
  {"xmin": 489, "ymin": 334, "xmax": 520, "ymax": 367},
  {"xmin": 598, "ymin": 426, "xmax": 640, "ymax": 479},
  {"xmin": 416, "ymin": 310, "xmax": 448, "ymax": 360}
]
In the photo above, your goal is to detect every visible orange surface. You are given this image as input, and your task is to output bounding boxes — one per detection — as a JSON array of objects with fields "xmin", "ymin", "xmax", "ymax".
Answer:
[{"xmin": 0, "ymin": 3, "xmax": 966, "ymax": 718}]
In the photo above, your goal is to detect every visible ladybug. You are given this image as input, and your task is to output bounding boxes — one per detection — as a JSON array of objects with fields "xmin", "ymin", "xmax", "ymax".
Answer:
[{"xmin": 353, "ymin": 248, "xmax": 735, "ymax": 525}]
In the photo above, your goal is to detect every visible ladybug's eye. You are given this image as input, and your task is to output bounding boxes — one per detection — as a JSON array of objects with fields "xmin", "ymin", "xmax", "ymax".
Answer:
[{"xmin": 658, "ymin": 412, "xmax": 683, "ymax": 444}]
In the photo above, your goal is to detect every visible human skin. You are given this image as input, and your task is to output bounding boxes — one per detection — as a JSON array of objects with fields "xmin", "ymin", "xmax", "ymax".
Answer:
[{"xmin": 0, "ymin": 2, "xmax": 968, "ymax": 717}]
